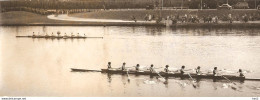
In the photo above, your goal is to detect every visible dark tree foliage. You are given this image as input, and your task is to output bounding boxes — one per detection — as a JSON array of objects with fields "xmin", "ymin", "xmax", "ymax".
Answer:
[{"xmin": 0, "ymin": 0, "xmax": 259, "ymax": 9}]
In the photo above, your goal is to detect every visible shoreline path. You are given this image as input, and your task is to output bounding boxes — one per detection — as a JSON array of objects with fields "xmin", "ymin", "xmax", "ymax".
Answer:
[{"xmin": 47, "ymin": 14, "xmax": 156, "ymax": 23}]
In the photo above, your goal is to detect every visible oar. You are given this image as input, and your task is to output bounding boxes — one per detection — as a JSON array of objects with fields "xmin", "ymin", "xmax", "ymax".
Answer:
[
  {"xmin": 187, "ymin": 73, "xmax": 197, "ymax": 88},
  {"xmin": 221, "ymin": 75, "xmax": 238, "ymax": 90},
  {"xmin": 126, "ymin": 69, "xmax": 131, "ymax": 82},
  {"xmin": 154, "ymin": 70, "xmax": 166, "ymax": 82},
  {"xmin": 116, "ymin": 66, "xmax": 135, "ymax": 70},
  {"xmin": 222, "ymin": 75, "xmax": 236, "ymax": 85},
  {"xmin": 146, "ymin": 67, "xmax": 163, "ymax": 70}
]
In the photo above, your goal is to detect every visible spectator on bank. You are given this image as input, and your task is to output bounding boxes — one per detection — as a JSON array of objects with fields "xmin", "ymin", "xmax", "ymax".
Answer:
[
  {"xmin": 144, "ymin": 14, "xmax": 148, "ymax": 21},
  {"xmin": 243, "ymin": 14, "xmax": 248, "ymax": 23},
  {"xmin": 148, "ymin": 14, "xmax": 152, "ymax": 21},
  {"xmin": 228, "ymin": 14, "xmax": 232, "ymax": 23},
  {"xmin": 131, "ymin": 16, "xmax": 137, "ymax": 22}
]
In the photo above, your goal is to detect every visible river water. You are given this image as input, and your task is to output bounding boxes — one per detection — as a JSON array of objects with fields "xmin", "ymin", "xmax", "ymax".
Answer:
[{"xmin": 0, "ymin": 26, "xmax": 260, "ymax": 97}]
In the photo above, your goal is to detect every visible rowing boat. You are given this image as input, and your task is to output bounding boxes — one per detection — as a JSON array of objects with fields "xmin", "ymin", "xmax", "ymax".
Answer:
[
  {"xmin": 71, "ymin": 68, "xmax": 260, "ymax": 81},
  {"xmin": 16, "ymin": 35, "xmax": 103, "ymax": 39}
]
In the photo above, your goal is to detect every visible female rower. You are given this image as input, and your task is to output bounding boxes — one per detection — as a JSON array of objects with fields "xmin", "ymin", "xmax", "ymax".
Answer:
[
  {"xmin": 180, "ymin": 66, "xmax": 185, "ymax": 75},
  {"xmin": 136, "ymin": 64, "xmax": 140, "ymax": 71},
  {"xmin": 213, "ymin": 67, "xmax": 218, "ymax": 76},
  {"xmin": 164, "ymin": 65, "xmax": 169, "ymax": 72},
  {"xmin": 107, "ymin": 62, "xmax": 111, "ymax": 69},
  {"xmin": 196, "ymin": 66, "xmax": 201, "ymax": 75},
  {"xmin": 71, "ymin": 33, "xmax": 74, "ymax": 37},
  {"xmin": 45, "ymin": 33, "xmax": 49, "ymax": 37},
  {"xmin": 121, "ymin": 62, "xmax": 126, "ymax": 71},
  {"xmin": 238, "ymin": 69, "xmax": 245, "ymax": 77},
  {"xmin": 149, "ymin": 64, "xmax": 154, "ymax": 72}
]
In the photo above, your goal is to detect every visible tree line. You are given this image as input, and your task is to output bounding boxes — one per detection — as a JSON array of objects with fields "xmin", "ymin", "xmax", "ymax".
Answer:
[{"xmin": 0, "ymin": 0, "xmax": 259, "ymax": 10}]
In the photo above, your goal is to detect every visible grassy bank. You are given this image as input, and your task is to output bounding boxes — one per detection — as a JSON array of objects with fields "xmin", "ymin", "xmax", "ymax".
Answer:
[{"xmin": 0, "ymin": 11, "xmax": 260, "ymax": 28}]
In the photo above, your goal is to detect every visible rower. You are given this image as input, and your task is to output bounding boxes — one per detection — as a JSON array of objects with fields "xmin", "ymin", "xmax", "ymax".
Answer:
[
  {"xmin": 238, "ymin": 69, "xmax": 245, "ymax": 77},
  {"xmin": 196, "ymin": 66, "xmax": 201, "ymax": 75},
  {"xmin": 32, "ymin": 32, "xmax": 35, "ymax": 36},
  {"xmin": 51, "ymin": 32, "xmax": 54, "ymax": 36},
  {"xmin": 71, "ymin": 33, "xmax": 74, "ymax": 37},
  {"xmin": 64, "ymin": 33, "xmax": 67, "ymax": 36},
  {"xmin": 107, "ymin": 62, "xmax": 111, "ymax": 69},
  {"xmin": 180, "ymin": 65, "xmax": 185, "ymax": 75},
  {"xmin": 57, "ymin": 31, "xmax": 61, "ymax": 36},
  {"xmin": 164, "ymin": 65, "xmax": 169, "ymax": 72},
  {"xmin": 121, "ymin": 62, "xmax": 126, "ymax": 71},
  {"xmin": 149, "ymin": 64, "xmax": 154, "ymax": 72},
  {"xmin": 213, "ymin": 67, "xmax": 218, "ymax": 76},
  {"xmin": 45, "ymin": 33, "xmax": 49, "ymax": 36},
  {"xmin": 136, "ymin": 64, "xmax": 140, "ymax": 71}
]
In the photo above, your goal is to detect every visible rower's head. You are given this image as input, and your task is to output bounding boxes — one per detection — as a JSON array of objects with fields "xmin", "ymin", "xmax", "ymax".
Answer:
[
  {"xmin": 108, "ymin": 62, "xmax": 111, "ymax": 64},
  {"xmin": 239, "ymin": 69, "xmax": 242, "ymax": 72},
  {"xmin": 182, "ymin": 65, "xmax": 185, "ymax": 69},
  {"xmin": 197, "ymin": 66, "xmax": 201, "ymax": 69},
  {"xmin": 137, "ymin": 64, "xmax": 139, "ymax": 67},
  {"xmin": 214, "ymin": 67, "xmax": 217, "ymax": 70},
  {"xmin": 166, "ymin": 65, "xmax": 169, "ymax": 68},
  {"xmin": 123, "ymin": 62, "xmax": 126, "ymax": 65},
  {"xmin": 151, "ymin": 64, "xmax": 153, "ymax": 67}
]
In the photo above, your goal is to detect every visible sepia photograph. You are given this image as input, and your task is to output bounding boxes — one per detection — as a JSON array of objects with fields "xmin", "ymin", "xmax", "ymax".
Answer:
[{"xmin": 0, "ymin": 0, "xmax": 260, "ymax": 99}]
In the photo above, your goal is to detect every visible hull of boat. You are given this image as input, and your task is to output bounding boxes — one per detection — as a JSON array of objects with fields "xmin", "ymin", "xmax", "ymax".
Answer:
[
  {"xmin": 101, "ymin": 69, "xmax": 245, "ymax": 80},
  {"xmin": 16, "ymin": 35, "xmax": 103, "ymax": 39}
]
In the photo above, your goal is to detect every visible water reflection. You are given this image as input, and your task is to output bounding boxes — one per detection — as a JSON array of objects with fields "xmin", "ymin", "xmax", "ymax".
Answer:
[{"xmin": 1, "ymin": 26, "xmax": 260, "ymax": 96}]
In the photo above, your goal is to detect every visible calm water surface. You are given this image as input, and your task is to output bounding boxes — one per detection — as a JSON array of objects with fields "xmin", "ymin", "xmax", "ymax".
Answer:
[{"xmin": 0, "ymin": 26, "xmax": 260, "ymax": 97}]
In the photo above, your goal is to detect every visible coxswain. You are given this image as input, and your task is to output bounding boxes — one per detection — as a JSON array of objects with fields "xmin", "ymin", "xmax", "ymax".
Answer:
[
  {"xmin": 121, "ymin": 62, "xmax": 126, "ymax": 71},
  {"xmin": 149, "ymin": 64, "xmax": 154, "ymax": 72},
  {"xmin": 136, "ymin": 64, "xmax": 140, "ymax": 71},
  {"xmin": 213, "ymin": 67, "xmax": 218, "ymax": 76},
  {"xmin": 180, "ymin": 65, "xmax": 185, "ymax": 75},
  {"xmin": 196, "ymin": 66, "xmax": 201, "ymax": 75},
  {"xmin": 107, "ymin": 62, "xmax": 111, "ymax": 69},
  {"xmin": 238, "ymin": 69, "xmax": 245, "ymax": 77},
  {"xmin": 164, "ymin": 65, "xmax": 169, "ymax": 72}
]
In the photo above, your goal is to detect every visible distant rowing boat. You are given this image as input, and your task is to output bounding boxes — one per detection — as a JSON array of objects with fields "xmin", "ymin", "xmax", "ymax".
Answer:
[
  {"xmin": 16, "ymin": 35, "xmax": 103, "ymax": 39},
  {"xmin": 71, "ymin": 68, "xmax": 260, "ymax": 81}
]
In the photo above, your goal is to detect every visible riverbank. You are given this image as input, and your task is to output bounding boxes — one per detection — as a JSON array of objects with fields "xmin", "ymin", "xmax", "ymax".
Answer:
[
  {"xmin": 70, "ymin": 9, "xmax": 260, "ymax": 21},
  {"xmin": 0, "ymin": 11, "xmax": 260, "ymax": 28}
]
